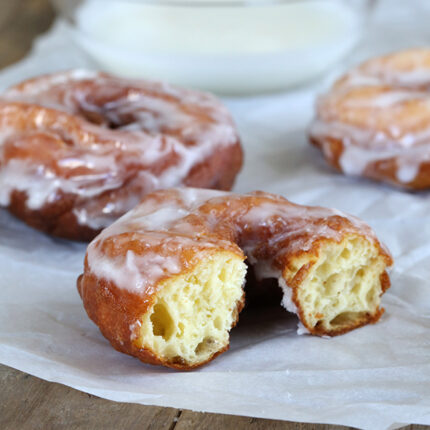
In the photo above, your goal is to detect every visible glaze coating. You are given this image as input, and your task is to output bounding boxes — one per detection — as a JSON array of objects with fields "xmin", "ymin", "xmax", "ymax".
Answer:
[
  {"xmin": 78, "ymin": 188, "xmax": 392, "ymax": 369},
  {"xmin": 310, "ymin": 49, "xmax": 430, "ymax": 189},
  {"xmin": 0, "ymin": 71, "xmax": 242, "ymax": 240}
]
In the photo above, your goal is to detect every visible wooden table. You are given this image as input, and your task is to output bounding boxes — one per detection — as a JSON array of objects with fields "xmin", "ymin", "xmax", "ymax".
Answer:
[{"xmin": 0, "ymin": 1, "xmax": 428, "ymax": 429}]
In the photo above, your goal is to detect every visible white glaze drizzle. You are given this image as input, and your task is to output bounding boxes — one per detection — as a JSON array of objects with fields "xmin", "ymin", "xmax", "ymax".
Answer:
[
  {"xmin": 310, "ymin": 118, "xmax": 430, "ymax": 183},
  {"xmin": 0, "ymin": 70, "xmax": 238, "ymax": 228},
  {"xmin": 85, "ymin": 188, "xmax": 386, "ymax": 334},
  {"xmin": 129, "ymin": 319, "xmax": 142, "ymax": 341},
  {"xmin": 310, "ymin": 50, "xmax": 430, "ymax": 184}
]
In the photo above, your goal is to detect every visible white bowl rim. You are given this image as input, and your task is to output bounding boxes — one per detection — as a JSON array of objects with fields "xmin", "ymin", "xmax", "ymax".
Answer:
[{"xmin": 65, "ymin": 0, "xmax": 371, "ymax": 8}]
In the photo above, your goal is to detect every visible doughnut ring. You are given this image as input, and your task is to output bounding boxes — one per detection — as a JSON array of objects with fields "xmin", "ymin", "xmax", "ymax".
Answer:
[
  {"xmin": 78, "ymin": 188, "xmax": 392, "ymax": 369},
  {"xmin": 309, "ymin": 49, "xmax": 430, "ymax": 189},
  {"xmin": 0, "ymin": 70, "xmax": 242, "ymax": 240}
]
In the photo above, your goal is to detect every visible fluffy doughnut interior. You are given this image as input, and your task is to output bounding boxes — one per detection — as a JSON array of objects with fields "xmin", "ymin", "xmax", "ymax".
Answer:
[
  {"xmin": 137, "ymin": 252, "xmax": 246, "ymax": 367},
  {"xmin": 288, "ymin": 235, "xmax": 387, "ymax": 334}
]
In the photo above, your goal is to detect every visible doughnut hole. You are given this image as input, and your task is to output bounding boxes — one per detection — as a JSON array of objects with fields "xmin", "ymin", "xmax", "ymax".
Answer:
[
  {"xmin": 137, "ymin": 253, "xmax": 246, "ymax": 367},
  {"xmin": 291, "ymin": 236, "xmax": 388, "ymax": 335}
]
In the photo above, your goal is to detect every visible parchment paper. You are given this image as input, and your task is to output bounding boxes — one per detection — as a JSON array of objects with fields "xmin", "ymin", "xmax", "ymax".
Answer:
[{"xmin": 1, "ymin": 1, "xmax": 430, "ymax": 429}]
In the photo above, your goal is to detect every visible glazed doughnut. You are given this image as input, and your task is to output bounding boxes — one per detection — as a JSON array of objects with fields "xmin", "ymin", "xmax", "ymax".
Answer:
[
  {"xmin": 0, "ymin": 70, "xmax": 242, "ymax": 240},
  {"xmin": 78, "ymin": 188, "xmax": 392, "ymax": 370},
  {"xmin": 309, "ymin": 48, "xmax": 430, "ymax": 189}
]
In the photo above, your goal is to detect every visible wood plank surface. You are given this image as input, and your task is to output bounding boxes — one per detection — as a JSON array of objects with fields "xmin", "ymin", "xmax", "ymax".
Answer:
[
  {"xmin": 1, "ymin": 363, "xmax": 429, "ymax": 430},
  {"xmin": 0, "ymin": 1, "xmax": 428, "ymax": 429}
]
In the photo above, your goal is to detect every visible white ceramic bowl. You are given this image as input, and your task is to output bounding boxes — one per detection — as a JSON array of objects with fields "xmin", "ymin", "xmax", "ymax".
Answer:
[{"xmin": 53, "ymin": 0, "xmax": 372, "ymax": 94}]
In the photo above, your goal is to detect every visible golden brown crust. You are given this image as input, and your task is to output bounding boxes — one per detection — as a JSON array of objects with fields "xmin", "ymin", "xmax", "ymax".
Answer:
[
  {"xmin": 78, "ymin": 189, "xmax": 392, "ymax": 369},
  {"xmin": 6, "ymin": 141, "xmax": 243, "ymax": 241},
  {"xmin": 0, "ymin": 72, "xmax": 243, "ymax": 241},
  {"xmin": 309, "ymin": 49, "xmax": 430, "ymax": 190},
  {"xmin": 77, "ymin": 258, "xmax": 245, "ymax": 370},
  {"xmin": 310, "ymin": 135, "xmax": 430, "ymax": 190}
]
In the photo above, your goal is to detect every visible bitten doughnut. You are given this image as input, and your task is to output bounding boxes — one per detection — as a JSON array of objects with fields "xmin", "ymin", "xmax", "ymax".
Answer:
[
  {"xmin": 78, "ymin": 188, "xmax": 392, "ymax": 370},
  {"xmin": 309, "ymin": 48, "xmax": 430, "ymax": 189},
  {"xmin": 0, "ymin": 70, "xmax": 242, "ymax": 240}
]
